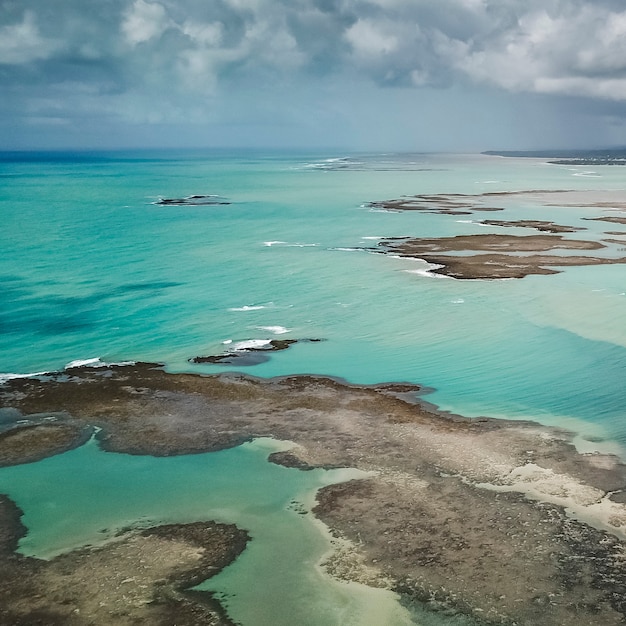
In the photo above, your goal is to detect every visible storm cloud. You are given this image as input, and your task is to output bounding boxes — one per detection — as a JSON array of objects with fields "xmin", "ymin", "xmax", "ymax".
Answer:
[{"xmin": 2, "ymin": 0, "xmax": 626, "ymax": 149}]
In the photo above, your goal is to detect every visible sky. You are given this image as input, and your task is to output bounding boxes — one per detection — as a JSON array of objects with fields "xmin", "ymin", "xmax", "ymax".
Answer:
[{"xmin": 2, "ymin": 0, "xmax": 626, "ymax": 151}]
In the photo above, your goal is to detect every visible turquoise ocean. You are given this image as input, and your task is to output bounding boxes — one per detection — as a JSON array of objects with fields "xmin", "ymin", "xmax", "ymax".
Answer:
[{"xmin": 1, "ymin": 150, "xmax": 625, "ymax": 624}]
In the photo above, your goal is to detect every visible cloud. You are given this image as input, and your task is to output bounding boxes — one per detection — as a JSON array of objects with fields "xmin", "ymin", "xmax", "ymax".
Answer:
[
  {"xmin": 3, "ymin": 0, "xmax": 626, "ymax": 148},
  {"xmin": 122, "ymin": 0, "xmax": 170, "ymax": 46},
  {"xmin": 345, "ymin": 18, "xmax": 399, "ymax": 57},
  {"xmin": 451, "ymin": 4, "xmax": 626, "ymax": 100},
  {"xmin": 3, "ymin": 0, "xmax": 624, "ymax": 99},
  {"xmin": 0, "ymin": 10, "xmax": 59, "ymax": 64}
]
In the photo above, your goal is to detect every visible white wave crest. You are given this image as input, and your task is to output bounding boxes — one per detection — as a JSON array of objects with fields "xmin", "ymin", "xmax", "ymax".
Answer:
[
  {"xmin": 257, "ymin": 326, "xmax": 290, "ymax": 334},
  {"xmin": 228, "ymin": 305, "xmax": 266, "ymax": 311},
  {"xmin": 403, "ymin": 260, "xmax": 448, "ymax": 279},
  {"xmin": 64, "ymin": 358, "xmax": 136, "ymax": 369},
  {"xmin": 0, "ymin": 371, "xmax": 48, "ymax": 384},
  {"xmin": 65, "ymin": 358, "xmax": 103, "ymax": 369},
  {"xmin": 232, "ymin": 339, "xmax": 272, "ymax": 350}
]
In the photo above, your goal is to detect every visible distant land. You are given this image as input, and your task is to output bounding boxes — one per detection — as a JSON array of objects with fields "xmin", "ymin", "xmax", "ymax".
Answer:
[{"xmin": 483, "ymin": 148, "xmax": 626, "ymax": 165}]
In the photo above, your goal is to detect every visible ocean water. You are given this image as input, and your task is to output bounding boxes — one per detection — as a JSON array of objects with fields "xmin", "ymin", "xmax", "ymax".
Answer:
[{"xmin": 1, "ymin": 150, "xmax": 625, "ymax": 623}]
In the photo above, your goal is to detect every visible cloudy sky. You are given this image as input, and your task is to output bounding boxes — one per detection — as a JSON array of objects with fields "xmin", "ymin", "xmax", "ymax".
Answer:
[{"xmin": 2, "ymin": 0, "xmax": 626, "ymax": 151}]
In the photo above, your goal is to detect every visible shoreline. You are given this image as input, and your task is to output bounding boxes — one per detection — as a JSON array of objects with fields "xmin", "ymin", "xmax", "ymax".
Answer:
[{"xmin": 2, "ymin": 363, "xmax": 626, "ymax": 623}]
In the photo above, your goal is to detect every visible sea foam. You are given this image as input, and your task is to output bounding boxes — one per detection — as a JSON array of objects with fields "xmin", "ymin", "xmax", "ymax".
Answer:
[
  {"xmin": 257, "ymin": 326, "xmax": 290, "ymax": 334},
  {"xmin": 0, "ymin": 371, "xmax": 48, "ymax": 384},
  {"xmin": 232, "ymin": 339, "xmax": 273, "ymax": 350},
  {"xmin": 64, "ymin": 358, "xmax": 136, "ymax": 369},
  {"xmin": 228, "ymin": 305, "xmax": 266, "ymax": 311}
]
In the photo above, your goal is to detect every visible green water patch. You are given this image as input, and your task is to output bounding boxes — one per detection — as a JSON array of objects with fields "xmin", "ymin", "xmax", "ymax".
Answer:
[{"xmin": 0, "ymin": 435, "xmax": 428, "ymax": 625}]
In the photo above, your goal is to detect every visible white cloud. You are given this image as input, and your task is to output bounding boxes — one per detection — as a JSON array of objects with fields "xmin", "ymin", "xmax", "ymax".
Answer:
[
  {"xmin": 11, "ymin": 0, "xmax": 626, "ymax": 102},
  {"xmin": 5, "ymin": 0, "xmax": 626, "ymax": 149},
  {"xmin": 241, "ymin": 19, "xmax": 305, "ymax": 70},
  {"xmin": 122, "ymin": 0, "xmax": 169, "ymax": 46},
  {"xmin": 574, "ymin": 11, "xmax": 626, "ymax": 74},
  {"xmin": 444, "ymin": 5, "xmax": 626, "ymax": 99},
  {"xmin": 181, "ymin": 21, "xmax": 223, "ymax": 47},
  {"xmin": 345, "ymin": 18, "xmax": 399, "ymax": 58},
  {"xmin": 0, "ymin": 11, "xmax": 59, "ymax": 64}
]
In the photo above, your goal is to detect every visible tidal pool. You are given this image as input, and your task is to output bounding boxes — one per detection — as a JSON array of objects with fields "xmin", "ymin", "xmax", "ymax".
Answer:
[{"xmin": 0, "ymin": 435, "xmax": 426, "ymax": 625}]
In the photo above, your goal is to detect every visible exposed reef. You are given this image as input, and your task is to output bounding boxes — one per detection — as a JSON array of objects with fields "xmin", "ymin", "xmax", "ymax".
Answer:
[
  {"xmin": 155, "ymin": 195, "xmax": 230, "ymax": 206},
  {"xmin": 190, "ymin": 338, "xmax": 323, "ymax": 366},
  {"xmin": 0, "ymin": 492, "xmax": 247, "ymax": 626},
  {"xmin": 362, "ymin": 189, "xmax": 626, "ymax": 279},
  {"xmin": 381, "ymin": 233, "xmax": 604, "ymax": 253},
  {"xmin": 3, "ymin": 364, "xmax": 626, "ymax": 624},
  {"xmin": 367, "ymin": 189, "xmax": 626, "ymax": 215},
  {"xmin": 478, "ymin": 219, "xmax": 584, "ymax": 233},
  {"xmin": 0, "ymin": 420, "xmax": 92, "ymax": 467},
  {"xmin": 377, "ymin": 233, "xmax": 626, "ymax": 279},
  {"xmin": 584, "ymin": 216, "xmax": 626, "ymax": 225},
  {"xmin": 483, "ymin": 149, "xmax": 626, "ymax": 165},
  {"xmin": 366, "ymin": 193, "xmax": 504, "ymax": 215}
]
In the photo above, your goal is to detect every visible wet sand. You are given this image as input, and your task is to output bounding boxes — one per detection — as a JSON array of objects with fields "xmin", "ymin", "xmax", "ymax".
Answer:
[{"xmin": 3, "ymin": 364, "xmax": 626, "ymax": 624}]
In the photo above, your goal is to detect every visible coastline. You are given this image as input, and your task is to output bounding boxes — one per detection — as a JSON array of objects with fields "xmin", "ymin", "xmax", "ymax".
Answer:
[{"xmin": 2, "ymin": 363, "xmax": 626, "ymax": 624}]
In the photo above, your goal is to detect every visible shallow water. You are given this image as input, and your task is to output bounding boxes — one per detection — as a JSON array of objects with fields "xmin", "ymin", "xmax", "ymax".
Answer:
[
  {"xmin": 0, "ymin": 436, "xmax": 424, "ymax": 625},
  {"xmin": 1, "ymin": 150, "xmax": 625, "ymax": 622}
]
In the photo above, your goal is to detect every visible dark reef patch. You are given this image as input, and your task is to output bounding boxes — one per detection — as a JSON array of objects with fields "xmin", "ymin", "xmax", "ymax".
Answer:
[
  {"xmin": 0, "ymin": 492, "xmax": 248, "ymax": 626},
  {"xmin": 155, "ymin": 195, "xmax": 231, "ymax": 206},
  {"xmin": 584, "ymin": 216, "xmax": 626, "ymax": 225},
  {"xmin": 0, "ymin": 420, "xmax": 92, "ymax": 467},
  {"xmin": 365, "ymin": 193, "xmax": 504, "ymax": 215},
  {"xmin": 3, "ymin": 365, "xmax": 626, "ymax": 624},
  {"xmin": 479, "ymin": 219, "xmax": 584, "ymax": 233},
  {"xmin": 377, "ymin": 233, "xmax": 626, "ymax": 279},
  {"xmin": 190, "ymin": 338, "xmax": 323, "ymax": 366}
]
